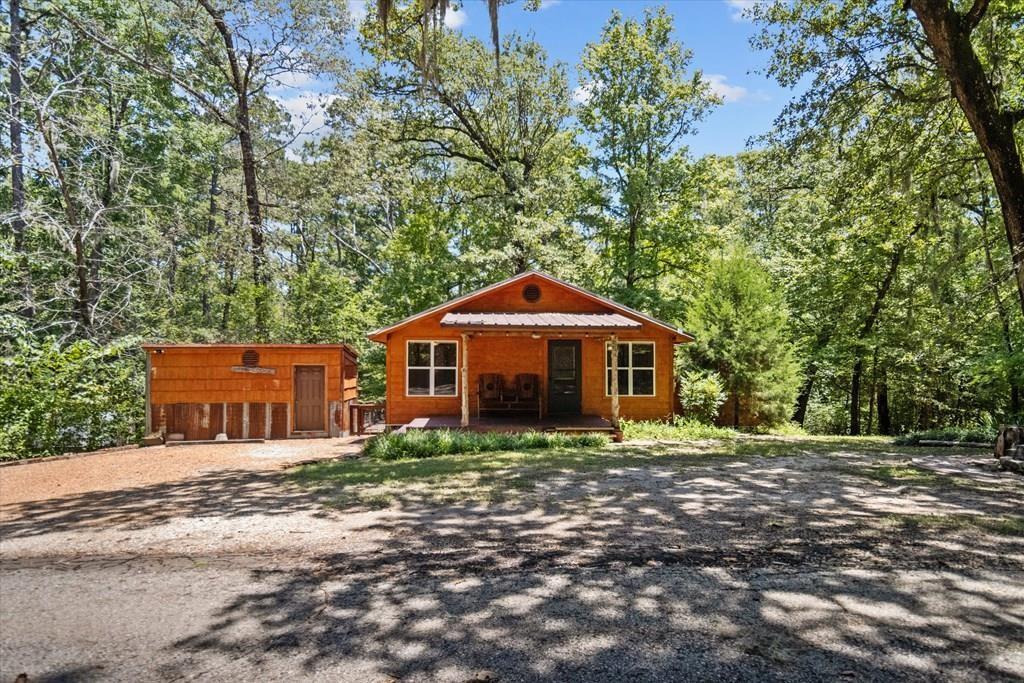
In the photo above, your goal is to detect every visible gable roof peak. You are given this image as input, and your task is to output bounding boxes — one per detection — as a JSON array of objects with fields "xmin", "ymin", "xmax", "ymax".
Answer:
[{"xmin": 367, "ymin": 269, "xmax": 693, "ymax": 342}]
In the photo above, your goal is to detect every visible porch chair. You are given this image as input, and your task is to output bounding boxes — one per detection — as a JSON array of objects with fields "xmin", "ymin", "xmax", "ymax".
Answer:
[{"xmin": 478, "ymin": 373, "xmax": 504, "ymax": 417}]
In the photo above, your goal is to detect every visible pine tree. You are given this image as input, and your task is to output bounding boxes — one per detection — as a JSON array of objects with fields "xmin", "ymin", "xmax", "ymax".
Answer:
[{"xmin": 686, "ymin": 249, "xmax": 800, "ymax": 427}]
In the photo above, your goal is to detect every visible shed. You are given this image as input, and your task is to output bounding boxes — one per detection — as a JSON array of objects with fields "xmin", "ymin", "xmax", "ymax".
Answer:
[{"xmin": 143, "ymin": 344, "xmax": 358, "ymax": 441}]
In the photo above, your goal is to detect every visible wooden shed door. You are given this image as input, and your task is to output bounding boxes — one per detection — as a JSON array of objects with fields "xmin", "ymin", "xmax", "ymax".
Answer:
[{"xmin": 293, "ymin": 366, "xmax": 325, "ymax": 432}]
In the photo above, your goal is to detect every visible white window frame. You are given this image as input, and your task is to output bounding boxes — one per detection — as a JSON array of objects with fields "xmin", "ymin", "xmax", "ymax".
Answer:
[
  {"xmin": 406, "ymin": 340, "xmax": 459, "ymax": 397},
  {"xmin": 605, "ymin": 340, "xmax": 656, "ymax": 397}
]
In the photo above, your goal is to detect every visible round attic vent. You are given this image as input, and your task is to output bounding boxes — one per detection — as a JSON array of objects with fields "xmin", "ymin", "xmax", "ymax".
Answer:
[
  {"xmin": 242, "ymin": 349, "xmax": 260, "ymax": 367},
  {"xmin": 522, "ymin": 284, "xmax": 541, "ymax": 303}
]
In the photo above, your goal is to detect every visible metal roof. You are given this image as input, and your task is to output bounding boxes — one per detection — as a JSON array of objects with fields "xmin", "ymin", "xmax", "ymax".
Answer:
[{"xmin": 440, "ymin": 312, "xmax": 641, "ymax": 329}]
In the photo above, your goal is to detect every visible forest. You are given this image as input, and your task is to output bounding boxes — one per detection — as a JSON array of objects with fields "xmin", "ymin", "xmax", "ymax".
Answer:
[{"xmin": 1, "ymin": 0, "xmax": 1022, "ymax": 457}]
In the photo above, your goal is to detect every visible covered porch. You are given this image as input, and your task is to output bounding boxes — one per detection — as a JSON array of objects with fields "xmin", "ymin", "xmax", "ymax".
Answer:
[{"xmin": 443, "ymin": 311, "xmax": 637, "ymax": 431}]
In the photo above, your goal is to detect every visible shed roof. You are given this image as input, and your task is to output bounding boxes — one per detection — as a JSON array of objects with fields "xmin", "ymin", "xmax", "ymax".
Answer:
[
  {"xmin": 440, "ymin": 311, "xmax": 641, "ymax": 329},
  {"xmin": 142, "ymin": 343, "xmax": 358, "ymax": 356}
]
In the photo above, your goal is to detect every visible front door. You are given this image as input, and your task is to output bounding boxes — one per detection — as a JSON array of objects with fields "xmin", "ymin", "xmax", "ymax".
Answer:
[
  {"xmin": 293, "ymin": 365, "xmax": 325, "ymax": 431},
  {"xmin": 547, "ymin": 340, "xmax": 582, "ymax": 415}
]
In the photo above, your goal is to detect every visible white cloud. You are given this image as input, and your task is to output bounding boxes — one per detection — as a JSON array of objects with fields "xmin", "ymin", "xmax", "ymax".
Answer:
[
  {"xmin": 705, "ymin": 74, "xmax": 748, "ymax": 103},
  {"xmin": 725, "ymin": 0, "xmax": 757, "ymax": 21},
  {"xmin": 538, "ymin": 0, "xmax": 562, "ymax": 8},
  {"xmin": 444, "ymin": 5, "xmax": 467, "ymax": 29},
  {"xmin": 572, "ymin": 82, "xmax": 593, "ymax": 105}
]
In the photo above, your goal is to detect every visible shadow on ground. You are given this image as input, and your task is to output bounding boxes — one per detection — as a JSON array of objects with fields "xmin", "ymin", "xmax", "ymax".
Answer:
[
  {"xmin": 0, "ymin": 468, "xmax": 330, "ymax": 539},
  {"xmin": 3, "ymin": 444, "xmax": 1023, "ymax": 681},
  {"xmin": 163, "ymin": 453, "xmax": 1023, "ymax": 681}
]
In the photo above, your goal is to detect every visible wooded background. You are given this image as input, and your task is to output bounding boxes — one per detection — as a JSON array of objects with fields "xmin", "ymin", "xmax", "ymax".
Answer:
[{"xmin": 2, "ymin": 0, "xmax": 1022, "ymax": 456}]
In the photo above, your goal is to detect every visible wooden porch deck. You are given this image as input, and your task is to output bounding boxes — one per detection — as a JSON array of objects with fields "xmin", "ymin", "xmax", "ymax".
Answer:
[{"xmin": 399, "ymin": 414, "xmax": 614, "ymax": 433}]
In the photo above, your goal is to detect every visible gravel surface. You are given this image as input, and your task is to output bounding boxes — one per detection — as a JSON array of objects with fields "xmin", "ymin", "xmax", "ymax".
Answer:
[{"xmin": 1, "ymin": 439, "xmax": 1022, "ymax": 681}]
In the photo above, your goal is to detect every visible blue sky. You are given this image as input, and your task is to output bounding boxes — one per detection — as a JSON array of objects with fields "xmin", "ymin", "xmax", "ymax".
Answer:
[
  {"xmin": 276, "ymin": 1, "xmax": 794, "ymax": 158},
  {"xmin": 450, "ymin": 0, "xmax": 789, "ymax": 156}
]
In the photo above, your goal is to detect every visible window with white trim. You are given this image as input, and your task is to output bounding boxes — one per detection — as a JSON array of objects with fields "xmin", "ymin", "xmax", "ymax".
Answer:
[
  {"xmin": 606, "ymin": 341, "xmax": 655, "ymax": 396},
  {"xmin": 407, "ymin": 341, "xmax": 458, "ymax": 396}
]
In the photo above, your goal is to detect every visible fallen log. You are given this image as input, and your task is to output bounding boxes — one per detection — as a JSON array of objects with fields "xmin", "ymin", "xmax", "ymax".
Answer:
[{"xmin": 916, "ymin": 439, "xmax": 991, "ymax": 448}]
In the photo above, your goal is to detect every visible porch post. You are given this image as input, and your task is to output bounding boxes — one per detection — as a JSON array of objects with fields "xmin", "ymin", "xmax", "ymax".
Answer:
[
  {"xmin": 610, "ymin": 334, "xmax": 620, "ymax": 430},
  {"xmin": 460, "ymin": 332, "xmax": 470, "ymax": 427}
]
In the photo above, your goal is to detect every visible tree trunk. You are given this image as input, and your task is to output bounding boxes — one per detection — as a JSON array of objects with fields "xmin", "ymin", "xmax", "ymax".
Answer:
[
  {"xmin": 978, "ymin": 185, "xmax": 1022, "ymax": 415},
  {"xmin": 73, "ymin": 230, "xmax": 92, "ymax": 332},
  {"xmin": 202, "ymin": 160, "xmax": 220, "ymax": 324},
  {"xmin": 866, "ymin": 347, "xmax": 878, "ymax": 434},
  {"xmin": 8, "ymin": 0, "xmax": 31, "ymax": 317},
  {"xmin": 198, "ymin": 0, "xmax": 268, "ymax": 337},
  {"xmin": 908, "ymin": 0, "xmax": 1024, "ymax": 320},
  {"xmin": 624, "ymin": 209, "xmax": 641, "ymax": 295},
  {"xmin": 850, "ymin": 357, "xmax": 864, "ymax": 435},
  {"xmin": 877, "ymin": 372, "xmax": 891, "ymax": 435},
  {"xmin": 793, "ymin": 368, "xmax": 814, "ymax": 425},
  {"xmin": 849, "ymin": 224, "xmax": 919, "ymax": 434}
]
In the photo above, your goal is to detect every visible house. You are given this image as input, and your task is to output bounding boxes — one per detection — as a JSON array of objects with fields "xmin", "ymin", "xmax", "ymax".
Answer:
[
  {"xmin": 368, "ymin": 271, "xmax": 693, "ymax": 431},
  {"xmin": 144, "ymin": 344, "xmax": 358, "ymax": 441}
]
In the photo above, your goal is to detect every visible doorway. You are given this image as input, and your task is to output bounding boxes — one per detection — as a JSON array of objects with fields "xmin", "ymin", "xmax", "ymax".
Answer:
[
  {"xmin": 547, "ymin": 340, "xmax": 582, "ymax": 415},
  {"xmin": 293, "ymin": 365, "xmax": 325, "ymax": 431}
]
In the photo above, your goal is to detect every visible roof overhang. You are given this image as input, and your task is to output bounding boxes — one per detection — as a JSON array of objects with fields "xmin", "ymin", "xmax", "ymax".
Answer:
[{"xmin": 440, "ymin": 311, "xmax": 641, "ymax": 330}]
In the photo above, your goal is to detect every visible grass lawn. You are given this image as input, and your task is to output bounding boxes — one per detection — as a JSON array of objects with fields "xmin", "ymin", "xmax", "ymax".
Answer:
[{"xmin": 289, "ymin": 434, "xmax": 975, "ymax": 509}]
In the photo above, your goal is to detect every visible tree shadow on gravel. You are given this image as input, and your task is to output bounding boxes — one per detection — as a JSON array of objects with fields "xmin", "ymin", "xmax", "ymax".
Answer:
[
  {"xmin": 0, "ymin": 469, "xmax": 329, "ymax": 539},
  {"xmin": 163, "ymin": 457, "xmax": 1024, "ymax": 681}
]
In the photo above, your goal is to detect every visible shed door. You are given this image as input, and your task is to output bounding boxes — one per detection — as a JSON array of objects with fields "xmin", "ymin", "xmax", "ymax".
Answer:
[{"xmin": 293, "ymin": 366, "xmax": 325, "ymax": 432}]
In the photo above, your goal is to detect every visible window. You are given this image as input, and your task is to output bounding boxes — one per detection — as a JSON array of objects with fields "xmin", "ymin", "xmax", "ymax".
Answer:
[
  {"xmin": 606, "ymin": 341, "xmax": 655, "ymax": 396},
  {"xmin": 407, "ymin": 341, "xmax": 458, "ymax": 396}
]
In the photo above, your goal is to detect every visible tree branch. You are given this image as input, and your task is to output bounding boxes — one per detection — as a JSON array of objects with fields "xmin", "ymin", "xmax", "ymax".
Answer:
[
  {"xmin": 52, "ymin": 6, "xmax": 236, "ymax": 129},
  {"xmin": 963, "ymin": 0, "xmax": 989, "ymax": 31}
]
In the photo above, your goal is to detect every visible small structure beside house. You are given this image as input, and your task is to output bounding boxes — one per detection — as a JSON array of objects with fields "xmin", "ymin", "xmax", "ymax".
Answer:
[
  {"xmin": 368, "ymin": 271, "xmax": 693, "ymax": 433},
  {"xmin": 144, "ymin": 344, "xmax": 358, "ymax": 441}
]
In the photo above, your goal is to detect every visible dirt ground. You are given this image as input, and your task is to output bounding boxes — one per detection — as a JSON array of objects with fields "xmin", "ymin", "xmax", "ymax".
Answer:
[
  {"xmin": 1, "ymin": 437, "xmax": 1022, "ymax": 682},
  {"xmin": 0, "ymin": 438, "xmax": 362, "ymax": 508}
]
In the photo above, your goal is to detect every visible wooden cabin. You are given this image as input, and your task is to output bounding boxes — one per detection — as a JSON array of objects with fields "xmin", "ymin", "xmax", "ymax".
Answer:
[
  {"xmin": 144, "ymin": 344, "xmax": 358, "ymax": 441},
  {"xmin": 367, "ymin": 271, "xmax": 693, "ymax": 432}
]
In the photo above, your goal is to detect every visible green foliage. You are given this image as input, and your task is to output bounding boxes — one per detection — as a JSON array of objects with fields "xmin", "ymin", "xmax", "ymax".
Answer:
[
  {"xmin": 3, "ymin": 0, "xmax": 1021, "ymax": 456},
  {"xmin": 687, "ymin": 248, "xmax": 801, "ymax": 427},
  {"xmin": 676, "ymin": 369, "xmax": 727, "ymax": 424},
  {"xmin": 620, "ymin": 417, "xmax": 737, "ymax": 441},
  {"xmin": 0, "ymin": 338, "xmax": 145, "ymax": 459},
  {"xmin": 282, "ymin": 261, "xmax": 366, "ymax": 345},
  {"xmin": 578, "ymin": 7, "xmax": 718, "ymax": 317},
  {"xmin": 364, "ymin": 429, "xmax": 608, "ymax": 461}
]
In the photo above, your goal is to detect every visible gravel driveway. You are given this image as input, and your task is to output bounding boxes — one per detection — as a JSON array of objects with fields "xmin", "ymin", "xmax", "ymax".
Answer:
[{"xmin": 1, "ymin": 438, "xmax": 1022, "ymax": 682}]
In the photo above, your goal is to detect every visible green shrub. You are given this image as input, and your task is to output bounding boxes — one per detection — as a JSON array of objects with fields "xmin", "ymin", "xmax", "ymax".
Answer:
[
  {"xmin": 364, "ymin": 429, "xmax": 607, "ymax": 460},
  {"xmin": 620, "ymin": 416, "xmax": 737, "ymax": 441},
  {"xmin": 0, "ymin": 337, "xmax": 145, "ymax": 459},
  {"xmin": 894, "ymin": 426, "xmax": 997, "ymax": 446},
  {"xmin": 754, "ymin": 421, "xmax": 809, "ymax": 437},
  {"xmin": 677, "ymin": 370, "xmax": 727, "ymax": 424}
]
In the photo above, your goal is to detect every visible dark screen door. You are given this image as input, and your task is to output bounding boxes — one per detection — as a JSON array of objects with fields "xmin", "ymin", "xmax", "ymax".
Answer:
[
  {"xmin": 547, "ymin": 340, "xmax": 582, "ymax": 415},
  {"xmin": 293, "ymin": 365, "xmax": 325, "ymax": 431}
]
